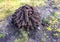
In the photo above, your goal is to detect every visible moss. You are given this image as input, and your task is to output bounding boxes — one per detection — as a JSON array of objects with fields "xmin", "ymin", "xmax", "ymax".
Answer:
[
  {"xmin": 0, "ymin": 33, "xmax": 5, "ymax": 38},
  {"xmin": 58, "ymin": 19, "xmax": 60, "ymax": 22},
  {"xmin": 15, "ymin": 30, "xmax": 28, "ymax": 42},
  {"xmin": 15, "ymin": 39, "xmax": 20, "ymax": 42},
  {"xmin": 56, "ymin": 28, "xmax": 60, "ymax": 32},
  {"xmin": 54, "ymin": 12, "xmax": 58, "ymax": 17},
  {"xmin": 44, "ymin": 18, "xmax": 49, "ymax": 23},
  {"xmin": 20, "ymin": 31, "xmax": 28, "ymax": 42},
  {"xmin": 47, "ymin": 27, "xmax": 52, "ymax": 31},
  {"xmin": 41, "ymin": 37, "xmax": 46, "ymax": 42},
  {"xmin": 53, "ymin": 33, "xmax": 59, "ymax": 36}
]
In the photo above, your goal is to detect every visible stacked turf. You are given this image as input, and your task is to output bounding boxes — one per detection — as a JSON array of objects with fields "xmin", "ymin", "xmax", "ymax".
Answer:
[{"xmin": 11, "ymin": 5, "xmax": 40, "ymax": 31}]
